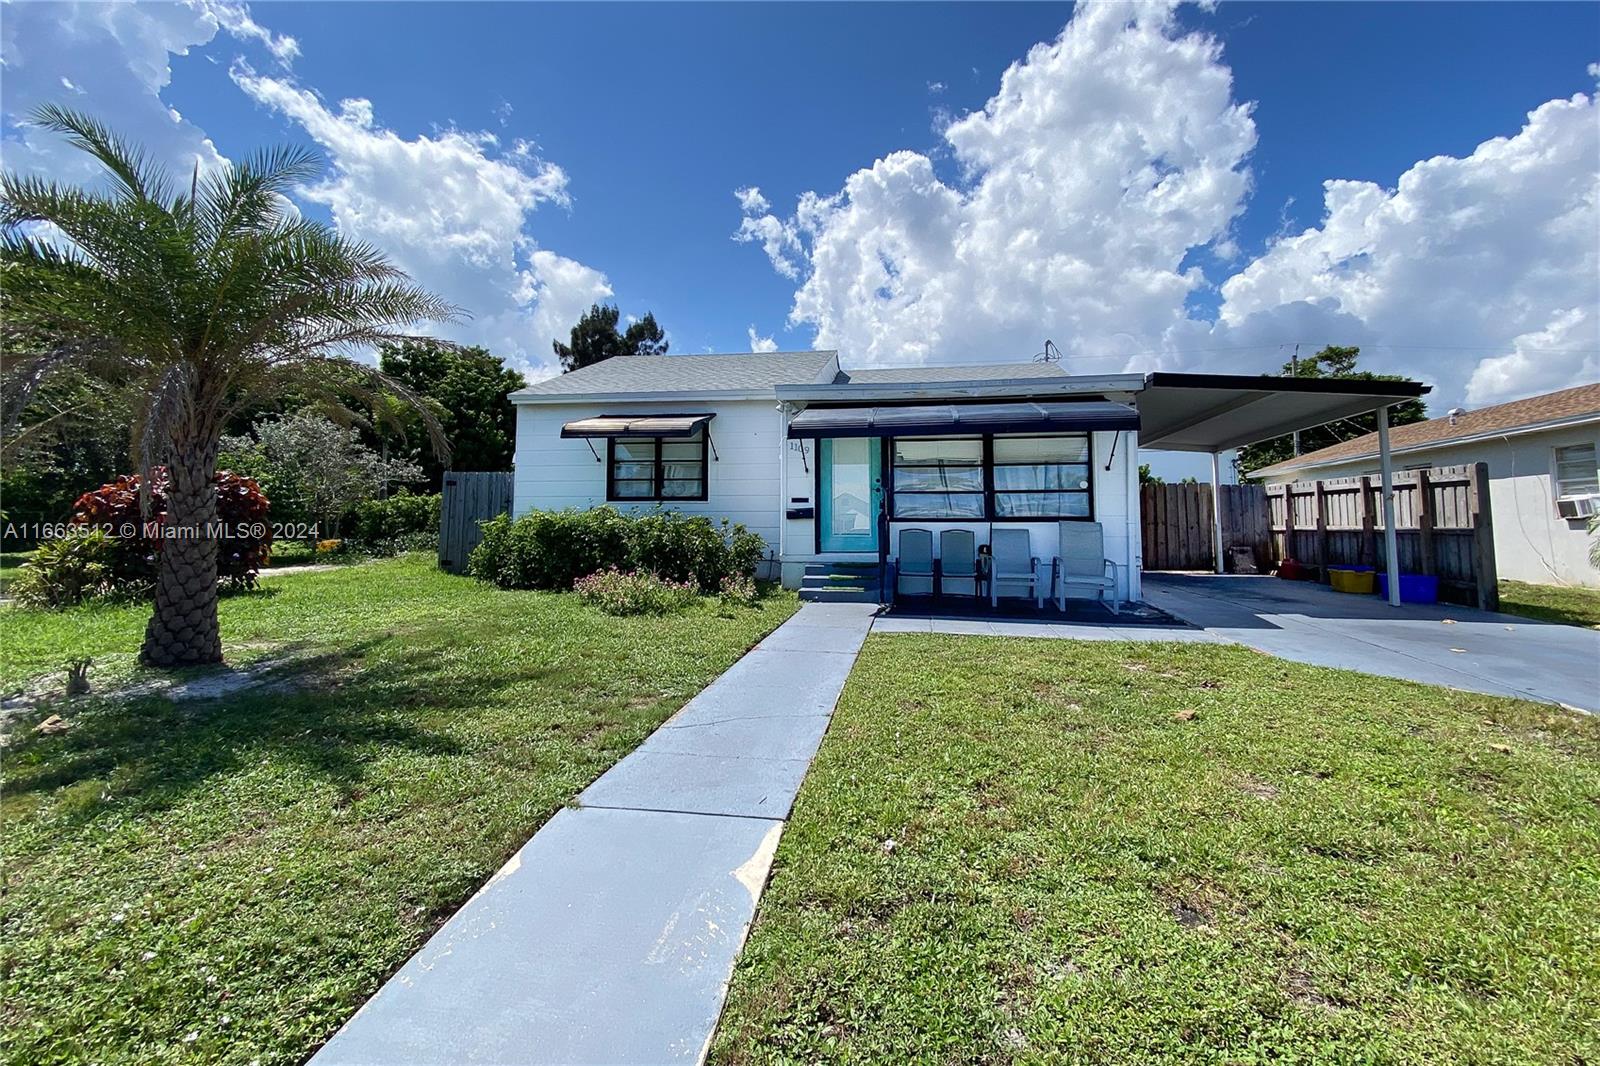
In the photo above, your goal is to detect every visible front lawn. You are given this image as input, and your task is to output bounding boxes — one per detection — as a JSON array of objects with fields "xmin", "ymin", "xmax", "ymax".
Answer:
[
  {"xmin": 1499, "ymin": 578, "xmax": 1600, "ymax": 629},
  {"xmin": 0, "ymin": 555, "xmax": 797, "ymax": 1065},
  {"xmin": 713, "ymin": 635, "xmax": 1600, "ymax": 1064}
]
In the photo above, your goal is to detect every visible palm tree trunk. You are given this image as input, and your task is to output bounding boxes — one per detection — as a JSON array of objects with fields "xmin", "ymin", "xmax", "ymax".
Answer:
[{"xmin": 140, "ymin": 440, "xmax": 222, "ymax": 667}]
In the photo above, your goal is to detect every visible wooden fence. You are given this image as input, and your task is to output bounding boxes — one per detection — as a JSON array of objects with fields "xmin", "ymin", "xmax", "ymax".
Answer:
[
  {"xmin": 1266, "ymin": 463, "xmax": 1498, "ymax": 610},
  {"xmin": 438, "ymin": 471, "xmax": 512, "ymax": 574},
  {"xmin": 1141, "ymin": 483, "xmax": 1271, "ymax": 572}
]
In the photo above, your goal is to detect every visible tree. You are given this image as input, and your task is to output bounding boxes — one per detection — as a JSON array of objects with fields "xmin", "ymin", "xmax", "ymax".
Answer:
[
  {"xmin": 1138, "ymin": 463, "xmax": 1163, "ymax": 486},
  {"xmin": 552, "ymin": 303, "xmax": 668, "ymax": 371},
  {"xmin": 1, "ymin": 106, "xmax": 455, "ymax": 666},
  {"xmin": 379, "ymin": 340, "xmax": 524, "ymax": 486},
  {"xmin": 1236, "ymin": 346, "xmax": 1428, "ymax": 478},
  {"xmin": 219, "ymin": 412, "xmax": 422, "ymax": 534}
]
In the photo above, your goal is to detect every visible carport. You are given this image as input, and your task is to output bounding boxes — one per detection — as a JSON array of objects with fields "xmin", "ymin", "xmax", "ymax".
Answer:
[{"xmin": 1136, "ymin": 373, "xmax": 1432, "ymax": 605}]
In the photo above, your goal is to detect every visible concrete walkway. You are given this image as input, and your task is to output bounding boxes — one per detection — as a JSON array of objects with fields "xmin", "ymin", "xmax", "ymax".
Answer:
[
  {"xmin": 312, "ymin": 602, "xmax": 877, "ymax": 1065},
  {"xmin": 1144, "ymin": 573, "xmax": 1599, "ymax": 712}
]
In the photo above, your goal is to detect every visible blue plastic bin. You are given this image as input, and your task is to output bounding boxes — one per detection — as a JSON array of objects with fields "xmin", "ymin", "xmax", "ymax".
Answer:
[{"xmin": 1375, "ymin": 572, "xmax": 1438, "ymax": 604}]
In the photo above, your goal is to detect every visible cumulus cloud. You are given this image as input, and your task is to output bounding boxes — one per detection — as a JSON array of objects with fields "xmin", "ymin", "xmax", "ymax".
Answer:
[
  {"xmin": 1216, "ymin": 92, "xmax": 1599, "ymax": 406},
  {"xmin": 735, "ymin": 1, "xmax": 1600, "ymax": 410},
  {"xmin": 230, "ymin": 61, "xmax": 611, "ymax": 374},
  {"xmin": 735, "ymin": 1, "xmax": 1254, "ymax": 370},
  {"xmin": 747, "ymin": 326, "xmax": 779, "ymax": 353}
]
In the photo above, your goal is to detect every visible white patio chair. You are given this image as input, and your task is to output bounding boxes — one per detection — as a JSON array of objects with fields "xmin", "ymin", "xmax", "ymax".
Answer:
[
  {"xmin": 896, "ymin": 527, "xmax": 934, "ymax": 597},
  {"xmin": 939, "ymin": 529, "xmax": 978, "ymax": 597},
  {"xmin": 1053, "ymin": 521, "xmax": 1122, "ymax": 614},
  {"xmin": 989, "ymin": 528, "xmax": 1044, "ymax": 609}
]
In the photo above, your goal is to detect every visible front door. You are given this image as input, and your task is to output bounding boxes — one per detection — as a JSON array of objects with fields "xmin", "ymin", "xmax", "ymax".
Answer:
[{"xmin": 819, "ymin": 438, "xmax": 881, "ymax": 553}]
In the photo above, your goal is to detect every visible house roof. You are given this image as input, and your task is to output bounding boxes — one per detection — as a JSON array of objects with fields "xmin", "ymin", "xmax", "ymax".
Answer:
[
  {"xmin": 1251, "ymin": 381, "xmax": 1600, "ymax": 478},
  {"xmin": 510, "ymin": 350, "xmax": 838, "ymax": 400},
  {"xmin": 839, "ymin": 362, "xmax": 1068, "ymax": 384}
]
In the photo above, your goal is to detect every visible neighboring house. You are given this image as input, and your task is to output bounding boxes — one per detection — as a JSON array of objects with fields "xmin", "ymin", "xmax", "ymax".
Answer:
[
  {"xmin": 510, "ymin": 351, "xmax": 1426, "ymax": 599},
  {"xmin": 1252, "ymin": 383, "xmax": 1600, "ymax": 588}
]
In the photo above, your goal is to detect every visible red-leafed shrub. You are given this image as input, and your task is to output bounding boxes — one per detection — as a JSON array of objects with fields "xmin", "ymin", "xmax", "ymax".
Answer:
[{"xmin": 70, "ymin": 468, "xmax": 272, "ymax": 588}]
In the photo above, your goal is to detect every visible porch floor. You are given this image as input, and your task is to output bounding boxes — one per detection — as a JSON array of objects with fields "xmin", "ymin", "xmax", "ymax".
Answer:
[{"xmin": 874, "ymin": 596, "xmax": 1221, "ymax": 643}]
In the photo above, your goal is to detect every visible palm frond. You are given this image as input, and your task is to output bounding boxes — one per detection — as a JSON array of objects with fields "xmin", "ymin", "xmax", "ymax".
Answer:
[{"xmin": 29, "ymin": 104, "xmax": 173, "ymax": 206}]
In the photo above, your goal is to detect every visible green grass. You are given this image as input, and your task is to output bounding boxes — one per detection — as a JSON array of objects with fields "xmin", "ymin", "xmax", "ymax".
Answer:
[
  {"xmin": 0, "ymin": 549, "xmax": 34, "ymax": 595},
  {"xmin": 713, "ymin": 635, "xmax": 1600, "ymax": 1065},
  {"xmin": 1498, "ymin": 578, "xmax": 1600, "ymax": 629},
  {"xmin": 0, "ymin": 555, "xmax": 797, "ymax": 1064}
]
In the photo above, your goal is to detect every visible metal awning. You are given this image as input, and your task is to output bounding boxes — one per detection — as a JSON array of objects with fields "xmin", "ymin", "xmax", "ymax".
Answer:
[
  {"xmin": 1137, "ymin": 373, "xmax": 1430, "ymax": 452},
  {"xmin": 560, "ymin": 413, "xmax": 714, "ymax": 439},
  {"xmin": 786, "ymin": 401, "xmax": 1139, "ymax": 439}
]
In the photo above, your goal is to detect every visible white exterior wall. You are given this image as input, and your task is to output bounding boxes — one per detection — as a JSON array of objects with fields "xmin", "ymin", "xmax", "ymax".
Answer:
[
  {"xmin": 512, "ymin": 398, "xmax": 785, "ymax": 575},
  {"xmin": 1261, "ymin": 424, "xmax": 1600, "ymax": 588},
  {"xmin": 781, "ymin": 428, "xmax": 1142, "ymax": 602}
]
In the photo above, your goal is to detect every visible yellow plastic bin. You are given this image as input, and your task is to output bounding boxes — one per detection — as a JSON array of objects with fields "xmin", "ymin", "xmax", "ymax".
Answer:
[{"xmin": 1328, "ymin": 567, "xmax": 1375, "ymax": 595}]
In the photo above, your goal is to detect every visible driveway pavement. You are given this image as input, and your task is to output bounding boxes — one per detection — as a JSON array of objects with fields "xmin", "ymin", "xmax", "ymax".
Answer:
[
  {"xmin": 311, "ymin": 602, "xmax": 877, "ymax": 1065},
  {"xmin": 1143, "ymin": 573, "xmax": 1599, "ymax": 712}
]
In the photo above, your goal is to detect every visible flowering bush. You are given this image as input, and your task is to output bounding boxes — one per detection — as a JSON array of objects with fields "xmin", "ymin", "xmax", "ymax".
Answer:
[
  {"xmin": 718, "ymin": 573, "xmax": 760, "ymax": 607},
  {"xmin": 69, "ymin": 468, "xmax": 271, "ymax": 590},
  {"xmin": 573, "ymin": 567, "xmax": 699, "ymax": 616},
  {"xmin": 315, "ymin": 538, "xmax": 344, "ymax": 555}
]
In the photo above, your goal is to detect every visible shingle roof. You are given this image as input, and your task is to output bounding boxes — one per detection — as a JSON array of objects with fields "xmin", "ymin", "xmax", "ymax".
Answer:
[
  {"xmin": 1252, "ymin": 382, "xmax": 1600, "ymax": 477},
  {"xmin": 839, "ymin": 362, "xmax": 1069, "ymax": 384},
  {"xmin": 512, "ymin": 351, "xmax": 838, "ymax": 398}
]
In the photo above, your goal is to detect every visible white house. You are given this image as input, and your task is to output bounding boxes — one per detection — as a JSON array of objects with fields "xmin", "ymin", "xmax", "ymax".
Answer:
[
  {"xmin": 510, "ymin": 351, "xmax": 1429, "ymax": 603},
  {"xmin": 1253, "ymin": 382, "xmax": 1600, "ymax": 588}
]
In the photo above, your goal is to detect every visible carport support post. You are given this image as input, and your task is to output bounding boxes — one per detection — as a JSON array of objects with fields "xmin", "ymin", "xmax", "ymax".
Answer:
[
  {"xmin": 1210, "ymin": 451, "xmax": 1224, "ymax": 574},
  {"xmin": 1377, "ymin": 405, "xmax": 1401, "ymax": 607}
]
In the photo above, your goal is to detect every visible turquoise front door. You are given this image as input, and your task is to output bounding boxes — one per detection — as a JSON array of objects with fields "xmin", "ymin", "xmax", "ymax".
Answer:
[{"xmin": 818, "ymin": 438, "xmax": 881, "ymax": 553}]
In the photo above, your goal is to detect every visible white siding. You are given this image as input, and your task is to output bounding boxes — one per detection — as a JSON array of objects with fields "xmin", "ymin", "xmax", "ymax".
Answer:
[
  {"xmin": 782, "ymin": 428, "xmax": 1141, "ymax": 601},
  {"xmin": 1261, "ymin": 424, "xmax": 1600, "ymax": 588},
  {"xmin": 512, "ymin": 399, "xmax": 784, "ymax": 571}
]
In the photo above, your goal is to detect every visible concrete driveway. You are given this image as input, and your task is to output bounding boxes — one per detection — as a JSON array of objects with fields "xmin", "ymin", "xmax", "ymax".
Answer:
[{"xmin": 1142, "ymin": 573, "xmax": 1599, "ymax": 713}]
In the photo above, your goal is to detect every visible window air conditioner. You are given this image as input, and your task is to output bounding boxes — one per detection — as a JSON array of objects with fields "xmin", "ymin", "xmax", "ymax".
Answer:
[{"xmin": 1556, "ymin": 495, "xmax": 1599, "ymax": 520}]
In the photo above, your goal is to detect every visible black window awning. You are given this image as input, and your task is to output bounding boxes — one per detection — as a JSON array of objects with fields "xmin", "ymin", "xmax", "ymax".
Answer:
[
  {"xmin": 561, "ymin": 413, "xmax": 714, "ymax": 439},
  {"xmin": 786, "ymin": 401, "xmax": 1138, "ymax": 439}
]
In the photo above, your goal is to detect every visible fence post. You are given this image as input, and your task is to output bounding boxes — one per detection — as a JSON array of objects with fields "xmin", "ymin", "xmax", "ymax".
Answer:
[
  {"xmin": 1283, "ymin": 483, "xmax": 1298, "ymax": 561},
  {"xmin": 1416, "ymin": 468, "xmax": 1436, "ymax": 577},
  {"xmin": 1358, "ymin": 475, "xmax": 1376, "ymax": 569},
  {"xmin": 1313, "ymin": 481, "xmax": 1329, "ymax": 577},
  {"xmin": 1468, "ymin": 462, "xmax": 1499, "ymax": 611}
]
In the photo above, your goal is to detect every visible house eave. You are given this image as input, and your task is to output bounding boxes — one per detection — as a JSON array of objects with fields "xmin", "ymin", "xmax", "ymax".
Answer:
[
  {"xmin": 511, "ymin": 388, "xmax": 780, "ymax": 405},
  {"xmin": 1250, "ymin": 410, "xmax": 1600, "ymax": 479},
  {"xmin": 776, "ymin": 374, "xmax": 1146, "ymax": 404}
]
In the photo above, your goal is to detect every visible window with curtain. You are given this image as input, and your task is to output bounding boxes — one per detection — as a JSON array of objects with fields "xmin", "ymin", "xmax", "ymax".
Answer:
[
  {"xmin": 891, "ymin": 437, "xmax": 984, "ymax": 519},
  {"xmin": 992, "ymin": 435, "xmax": 1092, "ymax": 517},
  {"xmin": 888, "ymin": 433, "xmax": 1095, "ymax": 519},
  {"xmin": 608, "ymin": 433, "xmax": 707, "ymax": 501},
  {"xmin": 1554, "ymin": 443, "xmax": 1598, "ymax": 499}
]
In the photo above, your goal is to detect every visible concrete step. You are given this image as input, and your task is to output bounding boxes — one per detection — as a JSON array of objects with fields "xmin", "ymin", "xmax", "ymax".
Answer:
[
  {"xmin": 798, "ymin": 586, "xmax": 882, "ymax": 604},
  {"xmin": 800, "ymin": 573, "xmax": 873, "ymax": 590}
]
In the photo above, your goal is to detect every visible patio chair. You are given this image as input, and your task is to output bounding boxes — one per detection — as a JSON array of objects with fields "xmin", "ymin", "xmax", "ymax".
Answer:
[
  {"xmin": 939, "ymin": 529, "xmax": 978, "ymax": 597},
  {"xmin": 896, "ymin": 527, "xmax": 935, "ymax": 597},
  {"xmin": 989, "ymin": 528, "xmax": 1044, "ymax": 609},
  {"xmin": 1053, "ymin": 521, "xmax": 1122, "ymax": 614}
]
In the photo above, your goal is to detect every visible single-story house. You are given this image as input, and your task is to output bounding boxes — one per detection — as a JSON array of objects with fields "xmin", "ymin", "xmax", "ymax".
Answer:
[
  {"xmin": 509, "ymin": 351, "xmax": 1428, "ymax": 603},
  {"xmin": 1253, "ymin": 382, "xmax": 1600, "ymax": 588}
]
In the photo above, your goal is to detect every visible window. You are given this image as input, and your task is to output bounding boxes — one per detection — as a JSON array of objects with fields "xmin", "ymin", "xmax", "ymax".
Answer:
[
  {"xmin": 608, "ymin": 433, "xmax": 707, "ymax": 501},
  {"xmin": 1554, "ymin": 443, "xmax": 1598, "ymax": 499},
  {"xmin": 992, "ymin": 436, "xmax": 1092, "ymax": 518},
  {"xmin": 888, "ymin": 433, "xmax": 1094, "ymax": 520}
]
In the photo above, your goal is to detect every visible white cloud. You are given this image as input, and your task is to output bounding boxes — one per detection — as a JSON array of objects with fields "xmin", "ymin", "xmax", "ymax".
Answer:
[
  {"xmin": 230, "ymin": 61, "xmax": 610, "ymax": 374},
  {"xmin": 927, "ymin": 80, "xmax": 947, "ymax": 94},
  {"xmin": 1216, "ymin": 91, "xmax": 1599, "ymax": 407},
  {"xmin": 203, "ymin": 0, "xmax": 299, "ymax": 65},
  {"xmin": 746, "ymin": 326, "xmax": 779, "ymax": 353},
  {"xmin": 734, "ymin": 185, "xmax": 769, "ymax": 213},
  {"xmin": 735, "ymin": 1, "xmax": 1256, "ymax": 369},
  {"xmin": 736, "ymin": 2, "xmax": 1600, "ymax": 411}
]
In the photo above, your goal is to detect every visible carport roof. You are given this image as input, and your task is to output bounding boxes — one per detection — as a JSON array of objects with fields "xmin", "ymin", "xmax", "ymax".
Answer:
[{"xmin": 1136, "ymin": 372, "xmax": 1431, "ymax": 453}]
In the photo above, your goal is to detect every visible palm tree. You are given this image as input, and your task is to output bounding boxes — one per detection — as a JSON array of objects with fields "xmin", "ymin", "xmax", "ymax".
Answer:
[{"xmin": 1, "ymin": 106, "xmax": 459, "ymax": 667}]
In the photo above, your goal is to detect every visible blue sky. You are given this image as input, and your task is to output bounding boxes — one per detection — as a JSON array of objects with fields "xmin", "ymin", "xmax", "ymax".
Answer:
[{"xmin": 3, "ymin": 1, "xmax": 1597, "ymax": 423}]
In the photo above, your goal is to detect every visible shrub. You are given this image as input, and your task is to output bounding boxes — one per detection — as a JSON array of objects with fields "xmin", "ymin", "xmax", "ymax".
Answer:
[
  {"xmin": 718, "ymin": 573, "xmax": 760, "ymax": 608},
  {"xmin": 574, "ymin": 568, "xmax": 699, "ymax": 616},
  {"xmin": 9, "ymin": 530, "xmax": 121, "ymax": 608},
  {"xmin": 68, "ymin": 469, "xmax": 271, "ymax": 589},
  {"xmin": 347, "ymin": 491, "xmax": 441, "ymax": 546},
  {"xmin": 468, "ymin": 506, "xmax": 768, "ymax": 593}
]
